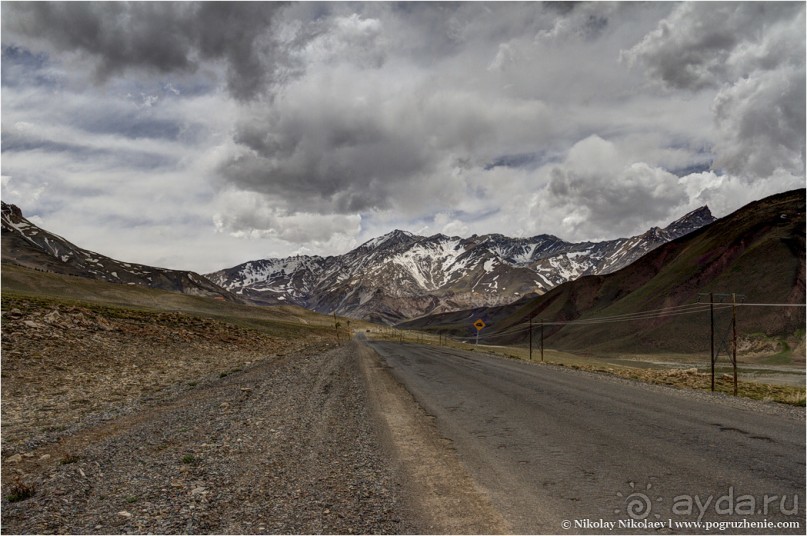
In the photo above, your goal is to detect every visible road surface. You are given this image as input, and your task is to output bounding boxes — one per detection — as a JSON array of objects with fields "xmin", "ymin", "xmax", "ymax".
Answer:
[{"xmin": 365, "ymin": 340, "xmax": 805, "ymax": 534}]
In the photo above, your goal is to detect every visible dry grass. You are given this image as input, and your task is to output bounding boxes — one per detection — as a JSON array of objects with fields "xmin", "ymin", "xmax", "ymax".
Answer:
[
  {"xmin": 6, "ymin": 477, "xmax": 36, "ymax": 503},
  {"xmin": 560, "ymin": 363, "xmax": 806, "ymax": 406},
  {"xmin": 1, "ymin": 295, "xmax": 330, "ymax": 451}
]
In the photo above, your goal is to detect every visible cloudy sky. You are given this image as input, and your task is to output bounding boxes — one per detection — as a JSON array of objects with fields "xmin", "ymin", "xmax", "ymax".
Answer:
[{"xmin": 2, "ymin": 2, "xmax": 804, "ymax": 273}]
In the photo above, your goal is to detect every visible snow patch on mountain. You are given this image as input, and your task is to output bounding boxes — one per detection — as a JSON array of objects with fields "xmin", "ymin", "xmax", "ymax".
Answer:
[{"xmin": 207, "ymin": 207, "xmax": 716, "ymax": 323}]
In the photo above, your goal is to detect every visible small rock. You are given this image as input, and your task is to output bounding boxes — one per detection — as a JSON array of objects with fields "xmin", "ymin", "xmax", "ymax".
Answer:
[
  {"xmin": 191, "ymin": 486, "xmax": 207, "ymax": 496},
  {"xmin": 23, "ymin": 320, "xmax": 44, "ymax": 329},
  {"xmin": 39, "ymin": 454, "xmax": 51, "ymax": 461},
  {"xmin": 22, "ymin": 452, "xmax": 35, "ymax": 458},
  {"xmin": 7, "ymin": 454, "xmax": 22, "ymax": 463},
  {"xmin": 117, "ymin": 511, "xmax": 133, "ymax": 518}
]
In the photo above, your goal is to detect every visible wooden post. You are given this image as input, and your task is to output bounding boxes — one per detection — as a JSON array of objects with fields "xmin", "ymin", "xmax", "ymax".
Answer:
[
  {"xmin": 540, "ymin": 319, "xmax": 544, "ymax": 362},
  {"xmin": 710, "ymin": 292, "xmax": 715, "ymax": 392},
  {"xmin": 732, "ymin": 293, "xmax": 738, "ymax": 396}
]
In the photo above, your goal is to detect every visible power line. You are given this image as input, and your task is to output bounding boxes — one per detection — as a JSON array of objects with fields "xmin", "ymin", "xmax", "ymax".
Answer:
[
  {"xmin": 547, "ymin": 306, "xmax": 712, "ymax": 325},
  {"xmin": 478, "ymin": 303, "xmax": 714, "ymax": 338},
  {"xmin": 453, "ymin": 305, "xmax": 721, "ymax": 340},
  {"xmin": 738, "ymin": 303, "xmax": 807, "ymax": 307},
  {"xmin": 447, "ymin": 299, "xmax": 800, "ymax": 342}
]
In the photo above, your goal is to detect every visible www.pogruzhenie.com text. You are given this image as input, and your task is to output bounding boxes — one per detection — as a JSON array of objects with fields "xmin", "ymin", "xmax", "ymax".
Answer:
[{"xmin": 565, "ymin": 518, "xmax": 801, "ymax": 531}]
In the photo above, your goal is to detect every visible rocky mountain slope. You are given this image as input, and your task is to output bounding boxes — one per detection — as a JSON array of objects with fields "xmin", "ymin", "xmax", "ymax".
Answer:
[
  {"xmin": 401, "ymin": 189, "xmax": 806, "ymax": 355},
  {"xmin": 208, "ymin": 207, "xmax": 715, "ymax": 323},
  {"xmin": 1, "ymin": 202, "xmax": 237, "ymax": 302}
]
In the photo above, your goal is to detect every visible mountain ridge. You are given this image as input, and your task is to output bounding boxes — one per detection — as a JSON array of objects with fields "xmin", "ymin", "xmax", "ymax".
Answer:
[
  {"xmin": 1, "ymin": 201, "xmax": 238, "ymax": 302},
  {"xmin": 399, "ymin": 188, "xmax": 806, "ymax": 355},
  {"xmin": 208, "ymin": 205, "xmax": 716, "ymax": 322}
]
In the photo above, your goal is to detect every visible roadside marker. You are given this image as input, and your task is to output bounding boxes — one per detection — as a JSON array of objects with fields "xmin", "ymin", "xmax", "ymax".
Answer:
[{"xmin": 473, "ymin": 319, "xmax": 485, "ymax": 345}]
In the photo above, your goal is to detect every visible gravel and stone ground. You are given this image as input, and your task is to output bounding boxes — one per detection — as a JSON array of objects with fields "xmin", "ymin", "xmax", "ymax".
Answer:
[
  {"xmin": 2, "ymin": 342, "xmax": 415, "ymax": 534},
  {"xmin": 1, "ymin": 298, "xmax": 418, "ymax": 534}
]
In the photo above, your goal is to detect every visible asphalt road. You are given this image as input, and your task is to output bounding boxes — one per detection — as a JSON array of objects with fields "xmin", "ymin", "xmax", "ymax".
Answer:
[{"xmin": 366, "ymin": 340, "xmax": 806, "ymax": 534}]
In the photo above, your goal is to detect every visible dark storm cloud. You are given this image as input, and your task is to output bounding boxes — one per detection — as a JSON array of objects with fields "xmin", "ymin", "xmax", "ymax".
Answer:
[
  {"xmin": 1, "ymin": 1, "xmax": 285, "ymax": 100},
  {"xmin": 220, "ymin": 70, "xmax": 555, "ymax": 216},
  {"xmin": 222, "ymin": 99, "xmax": 436, "ymax": 213},
  {"xmin": 3, "ymin": 3, "xmax": 196, "ymax": 73},
  {"xmin": 208, "ymin": 2, "xmax": 611, "ymax": 221}
]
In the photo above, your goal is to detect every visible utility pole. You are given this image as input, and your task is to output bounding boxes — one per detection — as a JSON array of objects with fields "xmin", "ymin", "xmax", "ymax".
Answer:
[
  {"xmin": 540, "ymin": 319, "xmax": 544, "ymax": 362},
  {"xmin": 710, "ymin": 292, "xmax": 715, "ymax": 392},
  {"xmin": 698, "ymin": 292, "xmax": 744, "ymax": 396},
  {"xmin": 333, "ymin": 312, "xmax": 340, "ymax": 344},
  {"xmin": 732, "ymin": 293, "xmax": 738, "ymax": 396}
]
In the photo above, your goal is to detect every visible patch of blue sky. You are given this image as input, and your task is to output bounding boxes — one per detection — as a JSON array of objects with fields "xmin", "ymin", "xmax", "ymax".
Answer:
[
  {"xmin": 76, "ymin": 111, "xmax": 183, "ymax": 142},
  {"xmin": 1, "ymin": 45, "xmax": 63, "ymax": 89},
  {"xmin": 484, "ymin": 152, "xmax": 549, "ymax": 171}
]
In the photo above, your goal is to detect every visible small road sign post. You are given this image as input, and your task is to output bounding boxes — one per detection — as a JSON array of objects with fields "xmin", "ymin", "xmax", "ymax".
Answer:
[{"xmin": 473, "ymin": 319, "xmax": 486, "ymax": 345}]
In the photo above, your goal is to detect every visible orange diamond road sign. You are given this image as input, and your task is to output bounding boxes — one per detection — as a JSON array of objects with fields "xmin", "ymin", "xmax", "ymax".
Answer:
[{"xmin": 473, "ymin": 319, "xmax": 486, "ymax": 331}]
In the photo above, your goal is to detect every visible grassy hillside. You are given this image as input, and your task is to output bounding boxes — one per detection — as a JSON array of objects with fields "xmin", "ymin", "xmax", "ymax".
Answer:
[{"xmin": 401, "ymin": 189, "xmax": 805, "ymax": 359}]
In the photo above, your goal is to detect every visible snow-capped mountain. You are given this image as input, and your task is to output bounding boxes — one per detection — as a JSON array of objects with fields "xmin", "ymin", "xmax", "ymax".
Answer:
[
  {"xmin": 1, "ymin": 202, "xmax": 237, "ymax": 301},
  {"xmin": 207, "ymin": 207, "xmax": 715, "ymax": 323}
]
